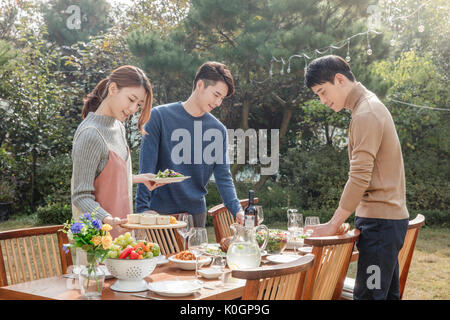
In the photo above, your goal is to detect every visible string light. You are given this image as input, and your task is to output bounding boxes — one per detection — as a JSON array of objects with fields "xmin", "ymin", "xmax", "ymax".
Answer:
[{"xmin": 250, "ymin": 0, "xmax": 432, "ymax": 85}]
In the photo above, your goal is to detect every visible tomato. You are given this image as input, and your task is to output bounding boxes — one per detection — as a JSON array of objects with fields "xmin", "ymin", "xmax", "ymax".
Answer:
[{"xmin": 129, "ymin": 251, "xmax": 139, "ymax": 260}]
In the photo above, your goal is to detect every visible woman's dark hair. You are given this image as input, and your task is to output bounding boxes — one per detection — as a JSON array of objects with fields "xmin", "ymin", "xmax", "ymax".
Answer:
[
  {"xmin": 192, "ymin": 61, "xmax": 235, "ymax": 97},
  {"xmin": 82, "ymin": 65, "xmax": 153, "ymax": 135},
  {"xmin": 304, "ymin": 55, "xmax": 355, "ymax": 88}
]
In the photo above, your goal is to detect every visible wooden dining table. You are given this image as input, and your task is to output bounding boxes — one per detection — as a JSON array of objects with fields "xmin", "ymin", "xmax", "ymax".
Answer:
[
  {"xmin": 0, "ymin": 257, "xmax": 246, "ymax": 300},
  {"xmin": 0, "ymin": 246, "xmax": 358, "ymax": 300}
]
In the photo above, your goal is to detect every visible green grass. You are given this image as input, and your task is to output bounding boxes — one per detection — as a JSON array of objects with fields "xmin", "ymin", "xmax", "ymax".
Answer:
[
  {"xmin": 0, "ymin": 213, "xmax": 39, "ymax": 231},
  {"xmin": 2, "ymin": 215, "xmax": 448, "ymax": 299}
]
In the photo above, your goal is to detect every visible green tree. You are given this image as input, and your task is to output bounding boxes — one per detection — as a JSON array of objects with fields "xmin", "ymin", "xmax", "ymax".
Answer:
[
  {"xmin": 128, "ymin": 0, "xmax": 384, "ymax": 189},
  {"xmin": 1, "ymin": 25, "xmax": 71, "ymax": 210},
  {"xmin": 370, "ymin": 51, "xmax": 449, "ymax": 211},
  {"xmin": 42, "ymin": 0, "xmax": 112, "ymax": 46}
]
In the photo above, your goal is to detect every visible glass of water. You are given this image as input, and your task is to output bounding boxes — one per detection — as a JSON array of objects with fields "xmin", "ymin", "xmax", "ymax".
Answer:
[
  {"xmin": 287, "ymin": 210, "xmax": 303, "ymax": 254},
  {"xmin": 304, "ymin": 216, "xmax": 320, "ymax": 237}
]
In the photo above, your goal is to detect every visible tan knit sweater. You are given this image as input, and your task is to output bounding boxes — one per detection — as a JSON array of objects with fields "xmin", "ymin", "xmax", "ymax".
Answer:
[{"xmin": 339, "ymin": 83, "xmax": 409, "ymax": 220}]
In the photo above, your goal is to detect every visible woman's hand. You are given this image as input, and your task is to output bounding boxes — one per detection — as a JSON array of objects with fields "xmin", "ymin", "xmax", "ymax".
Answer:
[
  {"xmin": 133, "ymin": 173, "xmax": 167, "ymax": 192},
  {"xmin": 103, "ymin": 216, "xmax": 128, "ymax": 233}
]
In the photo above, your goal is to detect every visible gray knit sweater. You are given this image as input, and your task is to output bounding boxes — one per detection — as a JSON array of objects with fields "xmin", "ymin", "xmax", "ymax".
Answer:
[{"xmin": 71, "ymin": 112, "xmax": 131, "ymax": 222}]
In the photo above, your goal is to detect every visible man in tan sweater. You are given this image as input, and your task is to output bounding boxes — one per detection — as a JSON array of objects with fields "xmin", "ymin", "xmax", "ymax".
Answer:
[{"xmin": 304, "ymin": 55, "xmax": 409, "ymax": 300}]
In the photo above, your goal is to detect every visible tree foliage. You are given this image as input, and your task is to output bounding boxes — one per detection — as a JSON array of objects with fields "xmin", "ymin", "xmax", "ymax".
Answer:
[
  {"xmin": 0, "ymin": 0, "xmax": 448, "ymax": 219},
  {"xmin": 42, "ymin": 0, "xmax": 112, "ymax": 46}
]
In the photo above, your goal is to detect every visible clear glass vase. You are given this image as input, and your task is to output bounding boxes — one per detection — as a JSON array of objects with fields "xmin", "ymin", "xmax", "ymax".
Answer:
[{"xmin": 78, "ymin": 252, "xmax": 105, "ymax": 298}]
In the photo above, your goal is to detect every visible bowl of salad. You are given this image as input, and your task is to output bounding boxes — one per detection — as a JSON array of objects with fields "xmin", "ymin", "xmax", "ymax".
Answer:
[{"xmin": 256, "ymin": 229, "xmax": 290, "ymax": 254}]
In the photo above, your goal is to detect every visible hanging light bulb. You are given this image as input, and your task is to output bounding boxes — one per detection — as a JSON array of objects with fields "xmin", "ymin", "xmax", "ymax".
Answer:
[
  {"xmin": 390, "ymin": 38, "xmax": 396, "ymax": 46},
  {"xmin": 287, "ymin": 66, "xmax": 291, "ymax": 73},
  {"xmin": 366, "ymin": 32, "xmax": 372, "ymax": 56},
  {"xmin": 345, "ymin": 39, "xmax": 351, "ymax": 62},
  {"xmin": 417, "ymin": 10, "xmax": 425, "ymax": 33},
  {"xmin": 280, "ymin": 67, "xmax": 284, "ymax": 75}
]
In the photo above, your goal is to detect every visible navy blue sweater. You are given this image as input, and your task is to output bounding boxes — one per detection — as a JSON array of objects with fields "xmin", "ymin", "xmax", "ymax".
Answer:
[{"xmin": 135, "ymin": 102, "xmax": 241, "ymax": 216}]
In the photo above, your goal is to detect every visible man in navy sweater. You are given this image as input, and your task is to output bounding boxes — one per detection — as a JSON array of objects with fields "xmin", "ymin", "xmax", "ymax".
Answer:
[{"xmin": 136, "ymin": 62, "xmax": 244, "ymax": 227}]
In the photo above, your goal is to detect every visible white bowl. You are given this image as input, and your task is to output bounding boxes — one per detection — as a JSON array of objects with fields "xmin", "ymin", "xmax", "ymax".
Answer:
[
  {"xmin": 168, "ymin": 256, "xmax": 212, "ymax": 270},
  {"xmin": 105, "ymin": 257, "xmax": 158, "ymax": 292},
  {"xmin": 198, "ymin": 268, "xmax": 223, "ymax": 279}
]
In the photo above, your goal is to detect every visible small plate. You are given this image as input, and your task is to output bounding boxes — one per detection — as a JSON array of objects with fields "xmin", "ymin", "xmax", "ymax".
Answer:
[
  {"xmin": 154, "ymin": 255, "xmax": 169, "ymax": 266},
  {"xmin": 110, "ymin": 279, "xmax": 148, "ymax": 292},
  {"xmin": 168, "ymin": 255, "xmax": 212, "ymax": 270},
  {"xmin": 298, "ymin": 246, "xmax": 313, "ymax": 254},
  {"xmin": 266, "ymin": 254, "xmax": 299, "ymax": 264},
  {"xmin": 204, "ymin": 244, "xmax": 226, "ymax": 257},
  {"xmin": 148, "ymin": 176, "xmax": 191, "ymax": 184},
  {"xmin": 147, "ymin": 280, "xmax": 201, "ymax": 297}
]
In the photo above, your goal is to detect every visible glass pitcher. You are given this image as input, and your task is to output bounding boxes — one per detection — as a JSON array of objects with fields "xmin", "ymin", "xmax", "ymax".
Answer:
[{"xmin": 226, "ymin": 223, "xmax": 268, "ymax": 270}]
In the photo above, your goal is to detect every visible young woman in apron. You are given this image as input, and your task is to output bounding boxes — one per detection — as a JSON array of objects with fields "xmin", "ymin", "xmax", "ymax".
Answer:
[{"xmin": 71, "ymin": 66, "xmax": 164, "ymax": 259}]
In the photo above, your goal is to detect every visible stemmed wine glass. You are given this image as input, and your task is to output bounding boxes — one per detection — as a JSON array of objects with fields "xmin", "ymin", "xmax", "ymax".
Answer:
[
  {"xmin": 304, "ymin": 216, "xmax": 320, "ymax": 237},
  {"xmin": 177, "ymin": 213, "xmax": 194, "ymax": 250},
  {"xmin": 255, "ymin": 206, "xmax": 264, "ymax": 225},
  {"xmin": 287, "ymin": 210, "xmax": 303, "ymax": 255},
  {"xmin": 210, "ymin": 256, "xmax": 227, "ymax": 287},
  {"xmin": 188, "ymin": 227, "xmax": 208, "ymax": 283}
]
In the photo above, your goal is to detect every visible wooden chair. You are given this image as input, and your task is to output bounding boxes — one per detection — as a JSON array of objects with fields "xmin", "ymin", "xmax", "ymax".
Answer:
[
  {"xmin": 301, "ymin": 229, "xmax": 360, "ymax": 300},
  {"xmin": 341, "ymin": 214, "xmax": 425, "ymax": 300},
  {"xmin": 0, "ymin": 225, "xmax": 73, "ymax": 286},
  {"xmin": 141, "ymin": 225, "xmax": 185, "ymax": 256},
  {"xmin": 208, "ymin": 198, "xmax": 258, "ymax": 244},
  {"xmin": 232, "ymin": 254, "xmax": 315, "ymax": 300}
]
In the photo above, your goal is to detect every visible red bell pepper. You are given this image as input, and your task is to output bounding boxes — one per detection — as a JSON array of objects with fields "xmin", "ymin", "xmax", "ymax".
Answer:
[{"xmin": 119, "ymin": 247, "xmax": 133, "ymax": 259}]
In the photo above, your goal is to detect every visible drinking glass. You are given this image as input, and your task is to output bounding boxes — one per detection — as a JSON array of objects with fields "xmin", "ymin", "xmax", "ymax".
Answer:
[
  {"xmin": 255, "ymin": 206, "xmax": 264, "ymax": 225},
  {"xmin": 287, "ymin": 211, "xmax": 303, "ymax": 255},
  {"xmin": 304, "ymin": 216, "xmax": 320, "ymax": 237},
  {"xmin": 287, "ymin": 208, "xmax": 298, "ymax": 219},
  {"xmin": 188, "ymin": 227, "xmax": 208, "ymax": 282},
  {"xmin": 210, "ymin": 256, "xmax": 227, "ymax": 287},
  {"xmin": 177, "ymin": 213, "xmax": 194, "ymax": 250}
]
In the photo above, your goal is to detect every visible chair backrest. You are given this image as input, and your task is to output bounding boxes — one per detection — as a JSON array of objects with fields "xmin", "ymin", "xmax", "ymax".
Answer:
[
  {"xmin": 398, "ymin": 214, "xmax": 425, "ymax": 299},
  {"xmin": 208, "ymin": 198, "xmax": 258, "ymax": 244},
  {"xmin": 232, "ymin": 254, "xmax": 315, "ymax": 300},
  {"xmin": 0, "ymin": 225, "xmax": 73, "ymax": 286},
  {"xmin": 302, "ymin": 229, "xmax": 360, "ymax": 300},
  {"xmin": 143, "ymin": 227, "xmax": 184, "ymax": 256}
]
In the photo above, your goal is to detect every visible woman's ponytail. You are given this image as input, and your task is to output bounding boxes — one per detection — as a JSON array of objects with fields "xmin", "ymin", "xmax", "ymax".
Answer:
[{"xmin": 81, "ymin": 78, "xmax": 109, "ymax": 119}]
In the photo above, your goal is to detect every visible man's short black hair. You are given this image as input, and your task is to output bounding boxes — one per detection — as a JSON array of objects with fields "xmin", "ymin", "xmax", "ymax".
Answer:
[
  {"xmin": 193, "ymin": 61, "xmax": 235, "ymax": 97},
  {"xmin": 304, "ymin": 55, "xmax": 355, "ymax": 88}
]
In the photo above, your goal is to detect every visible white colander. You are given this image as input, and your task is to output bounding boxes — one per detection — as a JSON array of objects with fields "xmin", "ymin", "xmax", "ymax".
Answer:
[{"xmin": 105, "ymin": 257, "xmax": 158, "ymax": 292}]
